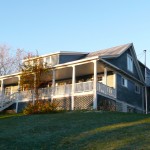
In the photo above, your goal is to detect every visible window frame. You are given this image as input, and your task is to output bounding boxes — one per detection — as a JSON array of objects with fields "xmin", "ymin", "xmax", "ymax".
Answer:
[
  {"xmin": 127, "ymin": 54, "xmax": 133, "ymax": 73},
  {"xmin": 121, "ymin": 77, "xmax": 128, "ymax": 88},
  {"xmin": 45, "ymin": 56, "xmax": 51, "ymax": 65}
]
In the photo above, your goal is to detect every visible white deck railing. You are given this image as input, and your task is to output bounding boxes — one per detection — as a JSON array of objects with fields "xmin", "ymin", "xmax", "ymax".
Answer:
[
  {"xmin": 0, "ymin": 81, "xmax": 116, "ymax": 110},
  {"xmin": 0, "ymin": 92, "xmax": 18, "ymax": 111},
  {"xmin": 75, "ymin": 81, "xmax": 93, "ymax": 93},
  {"xmin": 54, "ymin": 84, "xmax": 72, "ymax": 96},
  {"xmin": 97, "ymin": 82, "xmax": 116, "ymax": 98}
]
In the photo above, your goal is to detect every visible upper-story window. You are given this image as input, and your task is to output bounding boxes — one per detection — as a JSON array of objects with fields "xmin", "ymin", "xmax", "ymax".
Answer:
[
  {"xmin": 45, "ymin": 56, "xmax": 51, "ymax": 65},
  {"xmin": 127, "ymin": 54, "xmax": 133, "ymax": 72},
  {"xmin": 121, "ymin": 77, "xmax": 128, "ymax": 88}
]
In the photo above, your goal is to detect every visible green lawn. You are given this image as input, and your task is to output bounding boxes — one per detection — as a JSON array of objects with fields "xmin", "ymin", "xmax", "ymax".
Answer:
[{"xmin": 0, "ymin": 111, "xmax": 150, "ymax": 150}]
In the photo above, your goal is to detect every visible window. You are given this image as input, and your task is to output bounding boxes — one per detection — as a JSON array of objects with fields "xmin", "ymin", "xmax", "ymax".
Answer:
[
  {"xmin": 127, "ymin": 54, "xmax": 133, "ymax": 72},
  {"xmin": 135, "ymin": 84, "xmax": 140, "ymax": 94},
  {"xmin": 45, "ymin": 56, "xmax": 51, "ymax": 65},
  {"xmin": 121, "ymin": 77, "xmax": 128, "ymax": 87}
]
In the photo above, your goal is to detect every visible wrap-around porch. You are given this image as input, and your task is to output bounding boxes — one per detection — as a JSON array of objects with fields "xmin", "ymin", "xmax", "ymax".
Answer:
[{"xmin": 0, "ymin": 58, "xmax": 117, "ymax": 111}]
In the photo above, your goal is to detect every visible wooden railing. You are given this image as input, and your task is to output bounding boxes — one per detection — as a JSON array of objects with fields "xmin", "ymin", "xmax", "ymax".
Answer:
[{"xmin": 97, "ymin": 82, "xmax": 116, "ymax": 98}]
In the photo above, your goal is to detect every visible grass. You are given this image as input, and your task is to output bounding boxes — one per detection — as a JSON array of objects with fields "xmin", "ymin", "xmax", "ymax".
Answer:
[{"xmin": 0, "ymin": 111, "xmax": 150, "ymax": 150}]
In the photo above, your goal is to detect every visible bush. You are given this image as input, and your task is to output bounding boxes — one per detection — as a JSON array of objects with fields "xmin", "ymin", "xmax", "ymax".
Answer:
[{"xmin": 23, "ymin": 100, "xmax": 62, "ymax": 115}]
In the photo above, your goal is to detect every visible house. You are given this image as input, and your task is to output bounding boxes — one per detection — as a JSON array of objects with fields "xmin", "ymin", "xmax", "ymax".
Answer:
[{"xmin": 0, "ymin": 43, "xmax": 150, "ymax": 113}]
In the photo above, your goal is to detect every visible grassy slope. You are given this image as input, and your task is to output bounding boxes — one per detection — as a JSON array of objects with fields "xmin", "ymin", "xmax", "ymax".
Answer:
[{"xmin": 0, "ymin": 112, "xmax": 150, "ymax": 150}]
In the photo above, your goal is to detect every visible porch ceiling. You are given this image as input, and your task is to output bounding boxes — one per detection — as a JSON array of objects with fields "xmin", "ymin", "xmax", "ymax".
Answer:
[
  {"xmin": 55, "ymin": 61, "xmax": 110, "ymax": 80},
  {"xmin": 2, "ymin": 77, "xmax": 18, "ymax": 85}
]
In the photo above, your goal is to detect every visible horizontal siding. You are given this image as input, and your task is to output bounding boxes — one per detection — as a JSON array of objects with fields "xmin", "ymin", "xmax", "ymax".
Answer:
[{"xmin": 146, "ymin": 68, "xmax": 150, "ymax": 86}]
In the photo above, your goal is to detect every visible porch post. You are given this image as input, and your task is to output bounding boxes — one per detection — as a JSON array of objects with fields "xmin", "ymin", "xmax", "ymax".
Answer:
[
  {"xmin": 71, "ymin": 65, "xmax": 75, "ymax": 110},
  {"xmin": 93, "ymin": 60, "xmax": 97, "ymax": 110},
  {"xmin": 104, "ymin": 67, "xmax": 107, "ymax": 85},
  {"xmin": 18, "ymin": 76, "xmax": 21, "ymax": 90},
  {"xmin": 16, "ymin": 76, "xmax": 21, "ymax": 113},
  {"xmin": 51, "ymin": 69, "xmax": 56, "ymax": 102},
  {"xmin": 113, "ymin": 72, "xmax": 117, "ymax": 98},
  {"xmin": 0, "ymin": 79, "xmax": 4, "ymax": 95}
]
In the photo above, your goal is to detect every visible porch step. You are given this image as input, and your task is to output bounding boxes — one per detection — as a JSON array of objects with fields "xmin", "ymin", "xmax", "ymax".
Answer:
[{"xmin": 0, "ymin": 101, "xmax": 15, "ymax": 112}]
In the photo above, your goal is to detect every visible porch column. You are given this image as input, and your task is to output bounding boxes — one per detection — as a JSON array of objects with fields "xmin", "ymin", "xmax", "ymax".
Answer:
[
  {"xmin": 93, "ymin": 60, "xmax": 97, "ymax": 110},
  {"xmin": 113, "ymin": 72, "xmax": 117, "ymax": 98},
  {"xmin": 104, "ymin": 67, "xmax": 107, "ymax": 85},
  {"xmin": 0, "ymin": 79, "xmax": 4, "ymax": 95},
  {"xmin": 18, "ymin": 76, "xmax": 21, "ymax": 90},
  {"xmin": 71, "ymin": 65, "xmax": 75, "ymax": 110},
  {"xmin": 51, "ymin": 69, "xmax": 56, "ymax": 102},
  {"xmin": 16, "ymin": 76, "xmax": 21, "ymax": 113}
]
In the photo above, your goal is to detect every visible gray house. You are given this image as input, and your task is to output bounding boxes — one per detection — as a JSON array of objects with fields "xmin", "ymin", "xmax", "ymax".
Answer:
[{"xmin": 0, "ymin": 43, "xmax": 149, "ymax": 113}]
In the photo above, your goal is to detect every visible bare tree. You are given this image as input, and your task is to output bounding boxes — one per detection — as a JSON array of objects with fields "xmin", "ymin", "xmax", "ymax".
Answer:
[{"xmin": 0, "ymin": 44, "xmax": 25, "ymax": 76}]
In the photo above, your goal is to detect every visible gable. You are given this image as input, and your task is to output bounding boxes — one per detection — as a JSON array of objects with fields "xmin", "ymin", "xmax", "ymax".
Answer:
[{"xmin": 104, "ymin": 47, "xmax": 143, "ymax": 82}]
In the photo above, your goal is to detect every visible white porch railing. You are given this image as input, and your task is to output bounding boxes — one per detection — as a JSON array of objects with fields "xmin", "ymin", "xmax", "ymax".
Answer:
[
  {"xmin": 19, "ymin": 90, "xmax": 33, "ymax": 101},
  {"xmin": 54, "ymin": 84, "xmax": 72, "ymax": 96},
  {"xmin": 38, "ymin": 87, "xmax": 52, "ymax": 99},
  {"xmin": 75, "ymin": 81, "xmax": 93, "ymax": 93},
  {"xmin": 0, "ymin": 92, "xmax": 18, "ymax": 111},
  {"xmin": 97, "ymin": 82, "xmax": 116, "ymax": 98},
  {"xmin": 0, "ymin": 81, "xmax": 117, "ymax": 111}
]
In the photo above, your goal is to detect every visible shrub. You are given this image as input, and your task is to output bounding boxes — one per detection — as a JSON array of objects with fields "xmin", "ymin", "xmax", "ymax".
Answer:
[{"xmin": 23, "ymin": 100, "xmax": 62, "ymax": 115}]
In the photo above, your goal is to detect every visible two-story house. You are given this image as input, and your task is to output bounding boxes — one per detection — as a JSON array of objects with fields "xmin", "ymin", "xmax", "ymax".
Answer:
[{"xmin": 0, "ymin": 43, "xmax": 149, "ymax": 113}]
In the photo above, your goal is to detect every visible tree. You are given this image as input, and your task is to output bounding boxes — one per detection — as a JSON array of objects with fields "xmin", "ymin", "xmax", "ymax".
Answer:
[
  {"xmin": 20, "ymin": 53, "xmax": 52, "ymax": 104},
  {"xmin": 0, "ymin": 44, "xmax": 25, "ymax": 76}
]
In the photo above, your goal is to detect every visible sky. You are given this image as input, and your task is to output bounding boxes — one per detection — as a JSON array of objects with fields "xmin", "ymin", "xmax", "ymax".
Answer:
[{"xmin": 0, "ymin": 0, "xmax": 150, "ymax": 67}]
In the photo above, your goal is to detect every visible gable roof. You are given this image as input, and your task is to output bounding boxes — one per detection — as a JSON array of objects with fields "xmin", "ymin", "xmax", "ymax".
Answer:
[
  {"xmin": 85, "ymin": 43, "xmax": 145, "ymax": 83},
  {"xmin": 86, "ymin": 43, "xmax": 132, "ymax": 58}
]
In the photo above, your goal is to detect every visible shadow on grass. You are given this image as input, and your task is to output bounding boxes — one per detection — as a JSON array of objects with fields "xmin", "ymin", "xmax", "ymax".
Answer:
[
  {"xmin": 60, "ymin": 117, "xmax": 150, "ymax": 149},
  {"xmin": 0, "ymin": 113, "xmax": 24, "ymax": 119}
]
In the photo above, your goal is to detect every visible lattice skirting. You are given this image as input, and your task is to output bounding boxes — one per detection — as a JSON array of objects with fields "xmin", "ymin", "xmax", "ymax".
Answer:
[
  {"xmin": 74, "ymin": 94, "xmax": 93, "ymax": 110},
  {"xmin": 53, "ymin": 97, "xmax": 71, "ymax": 110},
  {"xmin": 98, "ymin": 99, "xmax": 116, "ymax": 111}
]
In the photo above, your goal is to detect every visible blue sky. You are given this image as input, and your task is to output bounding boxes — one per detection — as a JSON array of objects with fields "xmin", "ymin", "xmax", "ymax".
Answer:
[{"xmin": 0, "ymin": 0, "xmax": 150, "ymax": 67}]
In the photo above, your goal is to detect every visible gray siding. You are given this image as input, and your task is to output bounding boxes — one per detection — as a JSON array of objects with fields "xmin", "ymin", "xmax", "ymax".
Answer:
[
  {"xmin": 139, "ymin": 61, "xmax": 150, "ymax": 86},
  {"xmin": 59, "ymin": 54, "xmax": 86, "ymax": 64},
  {"xmin": 117, "ymin": 74, "xmax": 143, "ymax": 108},
  {"xmin": 148, "ymin": 87, "xmax": 150, "ymax": 112},
  {"xmin": 139, "ymin": 62, "xmax": 145, "ymax": 80},
  {"xmin": 105, "ymin": 48, "xmax": 140, "ymax": 80},
  {"xmin": 146, "ymin": 69, "xmax": 150, "ymax": 86}
]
